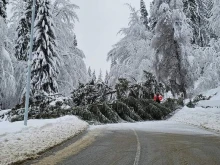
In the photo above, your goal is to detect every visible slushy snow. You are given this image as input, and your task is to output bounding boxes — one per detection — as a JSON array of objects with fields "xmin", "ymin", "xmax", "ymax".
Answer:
[{"xmin": 0, "ymin": 116, "xmax": 88, "ymax": 165}]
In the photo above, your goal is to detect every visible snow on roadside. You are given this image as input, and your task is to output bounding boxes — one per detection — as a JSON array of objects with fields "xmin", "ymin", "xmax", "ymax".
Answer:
[
  {"xmin": 0, "ymin": 109, "xmax": 11, "ymax": 122},
  {"xmin": 201, "ymin": 86, "xmax": 220, "ymax": 98},
  {"xmin": 0, "ymin": 116, "xmax": 88, "ymax": 165},
  {"xmin": 169, "ymin": 106, "xmax": 220, "ymax": 133},
  {"xmin": 197, "ymin": 100, "xmax": 220, "ymax": 107},
  {"xmin": 0, "ymin": 109, "xmax": 10, "ymax": 116},
  {"xmin": 170, "ymin": 86, "xmax": 220, "ymax": 133}
]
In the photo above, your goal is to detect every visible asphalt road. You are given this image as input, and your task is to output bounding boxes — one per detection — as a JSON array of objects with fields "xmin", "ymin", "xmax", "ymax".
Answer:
[{"xmin": 25, "ymin": 122, "xmax": 220, "ymax": 165}]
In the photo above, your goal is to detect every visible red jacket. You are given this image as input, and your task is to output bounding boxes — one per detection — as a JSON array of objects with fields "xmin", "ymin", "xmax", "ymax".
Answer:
[{"xmin": 154, "ymin": 95, "xmax": 163, "ymax": 101}]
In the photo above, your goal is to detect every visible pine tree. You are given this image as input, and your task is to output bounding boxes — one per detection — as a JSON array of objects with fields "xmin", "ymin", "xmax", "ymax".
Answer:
[
  {"xmin": 105, "ymin": 70, "xmax": 109, "ymax": 84},
  {"xmin": 98, "ymin": 69, "xmax": 102, "ymax": 82},
  {"xmin": 183, "ymin": 0, "xmax": 201, "ymax": 46},
  {"xmin": 210, "ymin": 0, "xmax": 220, "ymax": 37},
  {"xmin": 25, "ymin": 0, "xmax": 40, "ymax": 22},
  {"xmin": 15, "ymin": 11, "xmax": 29, "ymax": 60},
  {"xmin": 88, "ymin": 67, "xmax": 92, "ymax": 77},
  {"xmin": 15, "ymin": 0, "xmax": 40, "ymax": 61},
  {"xmin": 92, "ymin": 70, "xmax": 96, "ymax": 82},
  {"xmin": 183, "ymin": 0, "xmax": 212, "ymax": 47},
  {"xmin": 149, "ymin": 0, "xmax": 160, "ymax": 30},
  {"xmin": 140, "ymin": 0, "xmax": 149, "ymax": 30},
  {"xmin": 31, "ymin": 0, "xmax": 59, "ymax": 95},
  {"xmin": 73, "ymin": 34, "xmax": 77, "ymax": 47},
  {"xmin": 0, "ymin": 0, "xmax": 8, "ymax": 21},
  {"xmin": 197, "ymin": 0, "xmax": 214, "ymax": 43}
]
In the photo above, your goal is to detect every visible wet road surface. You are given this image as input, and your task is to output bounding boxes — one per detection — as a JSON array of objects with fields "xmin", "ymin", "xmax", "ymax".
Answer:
[{"xmin": 23, "ymin": 121, "xmax": 220, "ymax": 165}]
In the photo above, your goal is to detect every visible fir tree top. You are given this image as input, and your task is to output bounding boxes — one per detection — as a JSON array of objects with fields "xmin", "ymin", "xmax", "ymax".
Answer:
[
  {"xmin": 140, "ymin": 0, "xmax": 149, "ymax": 29},
  {"xmin": 0, "ymin": 0, "xmax": 8, "ymax": 21}
]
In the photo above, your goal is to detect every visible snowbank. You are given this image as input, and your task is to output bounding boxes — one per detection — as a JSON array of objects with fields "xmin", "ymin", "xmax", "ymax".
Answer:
[
  {"xmin": 201, "ymin": 86, "xmax": 220, "ymax": 98},
  {"xmin": 0, "ymin": 116, "xmax": 88, "ymax": 165},
  {"xmin": 0, "ymin": 109, "xmax": 11, "ymax": 122},
  {"xmin": 170, "ymin": 86, "xmax": 220, "ymax": 133},
  {"xmin": 0, "ymin": 109, "xmax": 10, "ymax": 116},
  {"xmin": 197, "ymin": 100, "xmax": 220, "ymax": 108},
  {"xmin": 170, "ymin": 106, "xmax": 220, "ymax": 133}
]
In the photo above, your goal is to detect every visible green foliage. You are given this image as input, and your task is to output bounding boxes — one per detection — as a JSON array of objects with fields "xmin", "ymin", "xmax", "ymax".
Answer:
[
  {"xmin": 98, "ymin": 103, "xmax": 121, "ymax": 123},
  {"xmin": 193, "ymin": 94, "xmax": 211, "ymax": 103},
  {"xmin": 115, "ymin": 78, "xmax": 130, "ymax": 99},
  {"xmin": 186, "ymin": 94, "xmax": 211, "ymax": 108},
  {"xmin": 186, "ymin": 100, "xmax": 195, "ymax": 108},
  {"xmin": 72, "ymin": 81, "xmax": 112, "ymax": 106},
  {"xmin": 2, "ymin": 71, "xmax": 178, "ymax": 124},
  {"xmin": 112, "ymin": 100, "xmax": 142, "ymax": 122},
  {"xmin": 162, "ymin": 98, "xmax": 180, "ymax": 111},
  {"xmin": 177, "ymin": 97, "xmax": 184, "ymax": 106},
  {"xmin": 141, "ymin": 71, "xmax": 166, "ymax": 99}
]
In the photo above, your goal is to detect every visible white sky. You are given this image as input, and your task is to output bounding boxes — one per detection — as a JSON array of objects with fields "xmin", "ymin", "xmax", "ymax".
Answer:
[{"xmin": 71, "ymin": 0, "xmax": 151, "ymax": 76}]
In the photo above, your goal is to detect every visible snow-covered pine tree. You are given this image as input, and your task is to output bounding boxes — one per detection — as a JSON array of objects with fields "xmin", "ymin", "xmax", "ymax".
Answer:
[
  {"xmin": 0, "ymin": 0, "xmax": 8, "ymax": 21},
  {"xmin": 25, "ymin": 0, "xmax": 40, "ymax": 25},
  {"xmin": 31, "ymin": 0, "xmax": 59, "ymax": 95},
  {"xmin": 14, "ymin": 0, "xmax": 40, "ymax": 61},
  {"xmin": 73, "ymin": 34, "xmax": 77, "ymax": 47},
  {"xmin": 183, "ymin": 0, "xmax": 211, "ymax": 47},
  {"xmin": 149, "ymin": 0, "xmax": 160, "ymax": 31},
  {"xmin": 191, "ymin": 0, "xmax": 220, "ymax": 93},
  {"xmin": 210, "ymin": 0, "xmax": 220, "ymax": 38},
  {"xmin": 105, "ymin": 70, "xmax": 109, "ymax": 84},
  {"xmin": 196, "ymin": 0, "xmax": 213, "ymax": 46},
  {"xmin": 152, "ymin": 0, "xmax": 193, "ymax": 98},
  {"xmin": 140, "ymin": 0, "xmax": 149, "ymax": 30},
  {"xmin": 88, "ymin": 66, "xmax": 92, "ymax": 78},
  {"xmin": 183, "ymin": 0, "xmax": 200, "ymax": 45},
  {"xmin": 98, "ymin": 69, "xmax": 102, "ymax": 83},
  {"xmin": 14, "ymin": 2, "xmax": 29, "ymax": 61},
  {"xmin": 92, "ymin": 70, "xmax": 96, "ymax": 82},
  {"xmin": 0, "ymin": 17, "xmax": 16, "ymax": 108}
]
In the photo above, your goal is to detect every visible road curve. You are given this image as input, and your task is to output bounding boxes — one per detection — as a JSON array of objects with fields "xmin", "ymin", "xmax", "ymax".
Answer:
[{"xmin": 25, "ymin": 121, "xmax": 220, "ymax": 165}]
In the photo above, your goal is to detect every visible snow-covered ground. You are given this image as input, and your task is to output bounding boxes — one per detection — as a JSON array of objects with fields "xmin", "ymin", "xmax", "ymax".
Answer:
[
  {"xmin": 1, "ymin": 87, "xmax": 220, "ymax": 165},
  {"xmin": 169, "ymin": 106, "xmax": 220, "ymax": 133},
  {"xmin": 0, "ymin": 116, "xmax": 88, "ymax": 165},
  {"xmin": 170, "ymin": 87, "xmax": 220, "ymax": 133}
]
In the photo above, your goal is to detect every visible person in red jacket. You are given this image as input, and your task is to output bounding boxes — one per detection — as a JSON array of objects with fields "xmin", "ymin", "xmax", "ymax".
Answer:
[{"xmin": 154, "ymin": 93, "xmax": 163, "ymax": 103}]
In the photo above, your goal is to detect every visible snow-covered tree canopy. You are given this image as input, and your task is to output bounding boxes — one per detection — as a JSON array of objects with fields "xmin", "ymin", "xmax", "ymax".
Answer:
[
  {"xmin": 210, "ymin": 0, "xmax": 220, "ymax": 38},
  {"xmin": 107, "ymin": 4, "xmax": 153, "ymax": 86},
  {"xmin": 140, "ymin": 0, "xmax": 149, "ymax": 29},
  {"xmin": 151, "ymin": 0, "xmax": 193, "ymax": 98},
  {"xmin": 0, "ymin": 17, "xmax": 16, "ymax": 108},
  {"xmin": 52, "ymin": 0, "xmax": 79, "ymax": 55}
]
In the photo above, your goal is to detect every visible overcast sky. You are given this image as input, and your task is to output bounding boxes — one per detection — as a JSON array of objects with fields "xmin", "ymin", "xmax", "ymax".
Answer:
[{"xmin": 71, "ymin": 0, "xmax": 151, "ymax": 76}]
